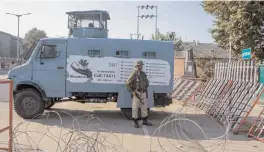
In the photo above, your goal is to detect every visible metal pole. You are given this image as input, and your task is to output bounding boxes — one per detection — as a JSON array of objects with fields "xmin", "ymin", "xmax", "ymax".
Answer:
[
  {"xmin": 137, "ymin": 6, "xmax": 139, "ymax": 40},
  {"xmin": 155, "ymin": 6, "xmax": 158, "ymax": 40},
  {"xmin": 17, "ymin": 16, "xmax": 20, "ymax": 62},
  {"xmin": 229, "ymin": 34, "xmax": 232, "ymax": 63},
  {"xmin": 6, "ymin": 13, "xmax": 31, "ymax": 61}
]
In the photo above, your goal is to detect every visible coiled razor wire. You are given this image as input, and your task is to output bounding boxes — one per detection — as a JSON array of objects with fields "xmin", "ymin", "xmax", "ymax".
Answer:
[
  {"xmin": 0, "ymin": 105, "xmax": 232, "ymax": 152},
  {"xmin": 149, "ymin": 104, "xmax": 231, "ymax": 152},
  {"xmin": 1, "ymin": 111, "xmax": 125, "ymax": 152}
]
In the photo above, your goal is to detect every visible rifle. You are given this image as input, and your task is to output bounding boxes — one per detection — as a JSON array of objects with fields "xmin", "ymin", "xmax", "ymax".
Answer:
[{"xmin": 133, "ymin": 91, "xmax": 144, "ymax": 105}]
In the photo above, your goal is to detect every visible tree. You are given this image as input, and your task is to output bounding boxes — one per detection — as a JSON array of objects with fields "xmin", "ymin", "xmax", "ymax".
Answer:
[
  {"xmin": 22, "ymin": 27, "xmax": 47, "ymax": 56},
  {"xmin": 202, "ymin": 1, "xmax": 264, "ymax": 59},
  {"xmin": 151, "ymin": 30, "xmax": 184, "ymax": 52}
]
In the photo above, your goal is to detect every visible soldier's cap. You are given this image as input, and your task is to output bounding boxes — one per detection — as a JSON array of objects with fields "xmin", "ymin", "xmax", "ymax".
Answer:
[{"xmin": 134, "ymin": 60, "xmax": 144, "ymax": 67}]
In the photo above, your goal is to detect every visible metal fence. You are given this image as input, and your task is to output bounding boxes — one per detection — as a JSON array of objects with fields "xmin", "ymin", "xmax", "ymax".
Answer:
[
  {"xmin": 193, "ymin": 60, "xmax": 264, "ymax": 134},
  {"xmin": 214, "ymin": 60, "xmax": 258, "ymax": 82},
  {"xmin": 171, "ymin": 59, "xmax": 264, "ymax": 137}
]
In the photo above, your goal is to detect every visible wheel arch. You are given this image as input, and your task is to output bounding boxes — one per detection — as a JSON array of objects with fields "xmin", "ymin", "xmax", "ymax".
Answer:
[{"xmin": 15, "ymin": 81, "xmax": 46, "ymax": 98}]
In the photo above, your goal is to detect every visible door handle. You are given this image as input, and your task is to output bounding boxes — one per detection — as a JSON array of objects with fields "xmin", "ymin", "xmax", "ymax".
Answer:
[{"xmin": 57, "ymin": 66, "xmax": 64, "ymax": 69}]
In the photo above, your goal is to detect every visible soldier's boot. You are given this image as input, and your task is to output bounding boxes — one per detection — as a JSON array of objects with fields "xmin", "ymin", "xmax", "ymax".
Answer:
[
  {"xmin": 142, "ymin": 117, "xmax": 153, "ymax": 126},
  {"xmin": 133, "ymin": 118, "xmax": 140, "ymax": 128}
]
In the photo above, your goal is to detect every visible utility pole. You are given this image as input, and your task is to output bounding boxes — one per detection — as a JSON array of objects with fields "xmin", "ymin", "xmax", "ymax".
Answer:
[
  {"xmin": 229, "ymin": 34, "xmax": 232, "ymax": 63},
  {"xmin": 137, "ymin": 5, "xmax": 158, "ymax": 40},
  {"xmin": 155, "ymin": 6, "xmax": 158, "ymax": 39},
  {"xmin": 6, "ymin": 13, "xmax": 31, "ymax": 61},
  {"xmin": 137, "ymin": 7, "xmax": 140, "ymax": 40}
]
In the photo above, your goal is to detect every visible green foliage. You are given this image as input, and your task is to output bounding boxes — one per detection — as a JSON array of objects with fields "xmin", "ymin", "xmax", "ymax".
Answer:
[
  {"xmin": 202, "ymin": 1, "xmax": 264, "ymax": 59},
  {"xmin": 151, "ymin": 30, "xmax": 184, "ymax": 52},
  {"xmin": 23, "ymin": 28, "xmax": 47, "ymax": 53}
]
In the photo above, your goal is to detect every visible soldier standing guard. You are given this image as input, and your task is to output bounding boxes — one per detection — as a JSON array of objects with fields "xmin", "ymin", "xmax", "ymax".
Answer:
[{"xmin": 126, "ymin": 60, "xmax": 153, "ymax": 128}]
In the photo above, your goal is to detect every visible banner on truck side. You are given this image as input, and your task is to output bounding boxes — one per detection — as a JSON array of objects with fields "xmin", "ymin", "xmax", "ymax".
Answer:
[{"xmin": 67, "ymin": 55, "xmax": 171, "ymax": 86}]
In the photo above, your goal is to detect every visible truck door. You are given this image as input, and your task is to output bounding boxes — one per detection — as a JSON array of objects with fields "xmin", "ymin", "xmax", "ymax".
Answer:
[{"xmin": 33, "ymin": 40, "xmax": 67, "ymax": 97}]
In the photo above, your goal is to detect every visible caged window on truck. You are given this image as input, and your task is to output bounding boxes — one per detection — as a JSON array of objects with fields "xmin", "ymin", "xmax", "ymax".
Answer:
[
  {"xmin": 68, "ymin": 16, "xmax": 107, "ymax": 30},
  {"xmin": 116, "ymin": 50, "xmax": 128, "ymax": 57},
  {"xmin": 143, "ymin": 52, "xmax": 156, "ymax": 58},
  {"xmin": 88, "ymin": 49, "xmax": 101, "ymax": 56},
  {"xmin": 40, "ymin": 45, "xmax": 58, "ymax": 58}
]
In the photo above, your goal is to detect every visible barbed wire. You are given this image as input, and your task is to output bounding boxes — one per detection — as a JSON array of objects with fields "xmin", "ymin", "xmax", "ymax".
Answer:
[
  {"xmin": 0, "ymin": 102, "xmax": 232, "ymax": 152},
  {"xmin": 1, "ymin": 110, "xmax": 126, "ymax": 152},
  {"xmin": 149, "ymin": 104, "xmax": 231, "ymax": 152}
]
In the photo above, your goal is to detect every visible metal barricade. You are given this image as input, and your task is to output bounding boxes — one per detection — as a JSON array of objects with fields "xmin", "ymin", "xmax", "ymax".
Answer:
[
  {"xmin": 248, "ymin": 106, "xmax": 264, "ymax": 142},
  {"xmin": 0, "ymin": 80, "xmax": 13, "ymax": 152}
]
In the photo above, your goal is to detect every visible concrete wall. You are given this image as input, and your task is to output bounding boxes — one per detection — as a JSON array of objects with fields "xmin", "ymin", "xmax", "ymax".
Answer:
[{"xmin": 174, "ymin": 58, "xmax": 185, "ymax": 77}]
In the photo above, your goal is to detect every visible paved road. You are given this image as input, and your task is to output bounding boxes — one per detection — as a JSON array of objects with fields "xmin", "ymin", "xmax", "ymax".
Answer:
[
  {"xmin": 0, "ymin": 100, "xmax": 264, "ymax": 152},
  {"xmin": 0, "ymin": 74, "xmax": 264, "ymax": 151}
]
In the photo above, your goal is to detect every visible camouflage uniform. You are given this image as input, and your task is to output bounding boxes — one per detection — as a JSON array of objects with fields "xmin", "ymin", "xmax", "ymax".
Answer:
[{"xmin": 126, "ymin": 60, "xmax": 152, "ymax": 128}]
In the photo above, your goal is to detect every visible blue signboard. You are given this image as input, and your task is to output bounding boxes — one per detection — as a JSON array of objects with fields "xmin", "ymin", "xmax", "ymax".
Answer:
[{"xmin": 242, "ymin": 48, "xmax": 251, "ymax": 60}]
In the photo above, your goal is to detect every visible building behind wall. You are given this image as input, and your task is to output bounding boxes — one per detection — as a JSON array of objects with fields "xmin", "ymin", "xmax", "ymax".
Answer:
[
  {"xmin": 174, "ymin": 41, "xmax": 229, "ymax": 79},
  {"xmin": 0, "ymin": 31, "xmax": 23, "ymax": 59}
]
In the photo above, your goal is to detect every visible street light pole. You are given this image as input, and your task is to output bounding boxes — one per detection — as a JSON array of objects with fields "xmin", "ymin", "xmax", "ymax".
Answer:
[{"xmin": 6, "ymin": 13, "xmax": 31, "ymax": 61}]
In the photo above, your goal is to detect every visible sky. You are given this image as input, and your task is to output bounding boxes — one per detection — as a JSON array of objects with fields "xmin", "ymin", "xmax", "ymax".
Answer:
[{"xmin": 0, "ymin": 0, "xmax": 215, "ymax": 43}]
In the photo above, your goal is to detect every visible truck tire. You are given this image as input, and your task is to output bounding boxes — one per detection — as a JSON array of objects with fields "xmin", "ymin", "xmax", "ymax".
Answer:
[
  {"xmin": 120, "ymin": 108, "xmax": 150, "ymax": 120},
  {"xmin": 14, "ymin": 88, "xmax": 44, "ymax": 119}
]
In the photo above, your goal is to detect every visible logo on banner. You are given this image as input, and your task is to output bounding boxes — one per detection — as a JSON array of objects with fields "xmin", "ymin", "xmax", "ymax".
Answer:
[{"xmin": 70, "ymin": 59, "xmax": 93, "ymax": 80}]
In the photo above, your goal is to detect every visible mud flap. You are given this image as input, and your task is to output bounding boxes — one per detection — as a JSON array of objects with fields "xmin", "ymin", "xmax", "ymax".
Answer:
[
  {"xmin": 147, "ymin": 87, "xmax": 154, "ymax": 108},
  {"xmin": 117, "ymin": 87, "xmax": 132, "ymax": 108}
]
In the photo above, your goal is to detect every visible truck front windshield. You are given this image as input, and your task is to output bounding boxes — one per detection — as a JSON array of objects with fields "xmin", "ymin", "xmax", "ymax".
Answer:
[{"xmin": 24, "ymin": 40, "xmax": 39, "ymax": 61}]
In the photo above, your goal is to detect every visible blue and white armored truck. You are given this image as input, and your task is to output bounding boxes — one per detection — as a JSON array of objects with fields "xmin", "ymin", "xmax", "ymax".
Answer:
[{"xmin": 8, "ymin": 10, "xmax": 174, "ymax": 119}]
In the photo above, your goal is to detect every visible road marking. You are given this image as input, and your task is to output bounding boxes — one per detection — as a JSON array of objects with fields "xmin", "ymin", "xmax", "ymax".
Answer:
[{"xmin": 142, "ymin": 125, "xmax": 150, "ymax": 138}]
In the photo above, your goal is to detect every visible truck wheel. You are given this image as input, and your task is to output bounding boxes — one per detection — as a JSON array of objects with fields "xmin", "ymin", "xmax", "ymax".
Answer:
[
  {"xmin": 120, "ymin": 108, "xmax": 150, "ymax": 120},
  {"xmin": 14, "ymin": 88, "xmax": 44, "ymax": 119}
]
